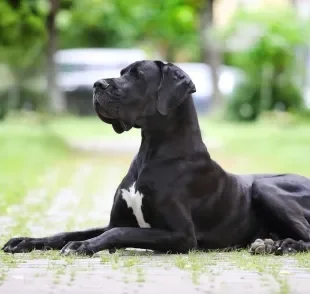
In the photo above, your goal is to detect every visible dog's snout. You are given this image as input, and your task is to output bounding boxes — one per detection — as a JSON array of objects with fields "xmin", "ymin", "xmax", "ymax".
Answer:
[{"xmin": 93, "ymin": 80, "xmax": 109, "ymax": 90}]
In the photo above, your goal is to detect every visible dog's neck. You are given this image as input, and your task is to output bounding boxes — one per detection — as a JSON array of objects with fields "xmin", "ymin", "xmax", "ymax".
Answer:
[
  {"xmin": 137, "ymin": 96, "xmax": 231, "ymax": 187},
  {"xmin": 139, "ymin": 96, "xmax": 211, "ymax": 160}
]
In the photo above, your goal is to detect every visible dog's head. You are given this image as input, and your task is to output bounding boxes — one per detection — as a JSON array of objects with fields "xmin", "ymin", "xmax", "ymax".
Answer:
[{"xmin": 93, "ymin": 60, "xmax": 196, "ymax": 133}]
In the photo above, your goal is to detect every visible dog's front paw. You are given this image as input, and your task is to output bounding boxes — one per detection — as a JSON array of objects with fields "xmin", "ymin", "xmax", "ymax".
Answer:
[
  {"xmin": 60, "ymin": 241, "xmax": 94, "ymax": 256},
  {"xmin": 2, "ymin": 237, "xmax": 35, "ymax": 253},
  {"xmin": 249, "ymin": 238, "xmax": 275, "ymax": 255}
]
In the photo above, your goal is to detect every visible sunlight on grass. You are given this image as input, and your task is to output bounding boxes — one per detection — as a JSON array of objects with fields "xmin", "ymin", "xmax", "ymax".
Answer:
[
  {"xmin": 49, "ymin": 115, "xmax": 141, "ymax": 142},
  {"xmin": 200, "ymin": 118, "xmax": 310, "ymax": 176},
  {"xmin": 0, "ymin": 123, "xmax": 70, "ymax": 212},
  {"xmin": 1, "ymin": 113, "xmax": 310, "ymax": 212},
  {"xmin": 1, "ymin": 114, "xmax": 310, "ymax": 289},
  {"xmin": 48, "ymin": 114, "xmax": 310, "ymax": 176}
]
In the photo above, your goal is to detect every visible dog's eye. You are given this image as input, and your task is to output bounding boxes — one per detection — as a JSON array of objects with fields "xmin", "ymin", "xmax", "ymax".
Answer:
[{"xmin": 130, "ymin": 68, "xmax": 140, "ymax": 77}]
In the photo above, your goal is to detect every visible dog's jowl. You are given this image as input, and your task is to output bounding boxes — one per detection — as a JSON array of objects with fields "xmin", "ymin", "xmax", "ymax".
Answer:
[{"xmin": 3, "ymin": 60, "xmax": 310, "ymax": 256}]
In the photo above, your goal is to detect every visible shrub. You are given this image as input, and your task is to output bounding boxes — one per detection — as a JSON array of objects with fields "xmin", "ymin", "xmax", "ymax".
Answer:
[
  {"xmin": 226, "ymin": 79, "xmax": 304, "ymax": 121},
  {"xmin": 219, "ymin": 5, "xmax": 310, "ymax": 121}
]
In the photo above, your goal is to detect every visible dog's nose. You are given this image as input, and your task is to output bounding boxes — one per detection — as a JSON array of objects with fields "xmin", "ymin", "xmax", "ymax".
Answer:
[{"xmin": 93, "ymin": 80, "xmax": 109, "ymax": 90}]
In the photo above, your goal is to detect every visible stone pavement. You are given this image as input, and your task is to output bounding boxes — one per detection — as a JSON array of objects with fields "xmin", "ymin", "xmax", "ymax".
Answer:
[
  {"xmin": 2, "ymin": 251, "xmax": 310, "ymax": 294},
  {"xmin": 1, "ymin": 146, "xmax": 310, "ymax": 294}
]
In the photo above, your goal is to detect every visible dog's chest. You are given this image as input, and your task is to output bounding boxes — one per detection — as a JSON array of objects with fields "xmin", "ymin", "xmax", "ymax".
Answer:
[{"xmin": 121, "ymin": 183, "xmax": 151, "ymax": 228}]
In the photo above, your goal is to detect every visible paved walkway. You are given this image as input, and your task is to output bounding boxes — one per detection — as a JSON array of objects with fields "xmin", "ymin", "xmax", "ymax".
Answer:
[{"xmin": 1, "ymin": 148, "xmax": 310, "ymax": 293}]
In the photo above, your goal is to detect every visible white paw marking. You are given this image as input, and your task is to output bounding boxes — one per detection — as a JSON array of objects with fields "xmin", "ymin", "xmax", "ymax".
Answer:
[{"xmin": 121, "ymin": 183, "xmax": 151, "ymax": 228}]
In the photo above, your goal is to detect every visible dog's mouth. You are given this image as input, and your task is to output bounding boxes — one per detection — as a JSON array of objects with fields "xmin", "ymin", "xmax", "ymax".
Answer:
[{"xmin": 93, "ymin": 99, "xmax": 132, "ymax": 134}]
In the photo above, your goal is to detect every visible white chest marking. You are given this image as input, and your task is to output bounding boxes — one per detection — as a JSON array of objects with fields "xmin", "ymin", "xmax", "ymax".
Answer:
[{"xmin": 121, "ymin": 183, "xmax": 151, "ymax": 228}]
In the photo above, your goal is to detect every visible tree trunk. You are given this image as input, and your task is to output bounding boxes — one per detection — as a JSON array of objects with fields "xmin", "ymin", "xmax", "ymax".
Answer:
[
  {"xmin": 200, "ymin": 0, "xmax": 222, "ymax": 111},
  {"xmin": 46, "ymin": 0, "xmax": 65, "ymax": 113}
]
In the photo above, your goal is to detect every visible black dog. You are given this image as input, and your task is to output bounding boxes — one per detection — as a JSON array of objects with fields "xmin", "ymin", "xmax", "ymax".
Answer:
[{"xmin": 3, "ymin": 60, "xmax": 310, "ymax": 256}]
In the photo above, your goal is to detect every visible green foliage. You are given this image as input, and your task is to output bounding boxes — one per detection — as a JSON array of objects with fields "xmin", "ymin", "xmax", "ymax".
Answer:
[
  {"xmin": 226, "ymin": 79, "xmax": 304, "ymax": 121},
  {"xmin": 0, "ymin": 0, "xmax": 203, "ymax": 119},
  {"xmin": 0, "ymin": 0, "xmax": 48, "ymax": 116},
  {"xmin": 219, "ymin": 5, "xmax": 310, "ymax": 121},
  {"xmin": 58, "ymin": 0, "xmax": 200, "ymax": 60},
  {"xmin": 142, "ymin": 0, "xmax": 198, "ymax": 58},
  {"xmin": 58, "ymin": 0, "xmax": 140, "ymax": 48},
  {"xmin": 0, "ymin": 0, "xmax": 47, "ymax": 69},
  {"xmin": 1, "ymin": 0, "xmax": 202, "ymax": 71},
  {"xmin": 0, "ymin": 0, "xmax": 203, "ymax": 62}
]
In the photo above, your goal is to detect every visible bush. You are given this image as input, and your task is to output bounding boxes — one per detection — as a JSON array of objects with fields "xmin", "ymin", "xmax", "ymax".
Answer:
[
  {"xmin": 219, "ymin": 5, "xmax": 310, "ymax": 121},
  {"xmin": 226, "ymin": 79, "xmax": 304, "ymax": 121}
]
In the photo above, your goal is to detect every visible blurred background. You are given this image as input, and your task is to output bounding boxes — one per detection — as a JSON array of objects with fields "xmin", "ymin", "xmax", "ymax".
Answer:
[
  {"xmin": 2, "ymin": 0, "xmax": 310, "ymax": 119},
  {"xmin": 0, "ymin": 0, "xmax": 310, "ymax": 221}
]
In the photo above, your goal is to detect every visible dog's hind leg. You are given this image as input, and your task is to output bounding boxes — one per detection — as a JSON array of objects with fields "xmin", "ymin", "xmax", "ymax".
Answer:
[
  {"xmin": 2, "ymin": 226, "xmax": 111, "ymax": 253},
  {"xmin": 249, "ymin": 178, "xmax": 310, "ymax": 255}
]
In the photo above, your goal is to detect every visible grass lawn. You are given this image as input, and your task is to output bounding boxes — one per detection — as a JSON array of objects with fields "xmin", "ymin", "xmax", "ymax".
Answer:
[
  {"xmin": 47, "ymin": 113, "xmax": 310, "ymax": 176},
  {"xmin": 1, "ymin": 113, "xmax": 310, "ymax": 291},
  {"xmin": 0, "ymin": 121, "xmax": 70, "ymax": 213},
  {"xmin": 2, "ymin": 112, "xmax": 309, "ymax": 211},
  {"xmin": 199, "ymin": 117, "xmax": 310, "ymax": 176},
  {"xmin": 1, "ymin": 112, "xmax": 310, "ymax": 213}
]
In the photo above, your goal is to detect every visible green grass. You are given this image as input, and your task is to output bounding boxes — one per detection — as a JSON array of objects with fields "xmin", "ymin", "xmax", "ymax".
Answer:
[
  {"xmin": 1, "ymin": 112, "xmax": 310, "ymax": 218},
  {"xmin": 2, "ymin": 112, "xmax": 309, "ymax": 213},
  {"xmin": 49, "ymin": 115, "xmax": 140, "ymax": 142},
  {"xmin": 0, "ymin": 113, "xmax": 310, "ymax": 289},
  {"xmin": 0, "ymin": 120, "xmax": 70, "ymax": 212},
  {"xmin": 46, "ymin": 114, "xmax": 310, "ymax": 176},
  {"xmin": 200, "ymin": 117, "xmax": 310, "ymax": 176}
]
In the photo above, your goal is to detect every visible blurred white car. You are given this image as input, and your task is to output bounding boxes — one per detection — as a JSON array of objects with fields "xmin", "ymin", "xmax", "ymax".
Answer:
[
  {"xmin": 55, "ymin": 49, "xmax": 243, "ymax": 115},
  {"xmin": 55, "ymin": 48, "xmax": 148, "ymax": 68},
  {"xmin": 54, "ymin": 48, "xmax": 148, "ymax": 114},
  {"xmin": 176, "ymin": 62, "xmax": 244, "ymax": 112},
  {"xmin": 55, "ymin": 48, "xmax": 148, "ymax": 90}
]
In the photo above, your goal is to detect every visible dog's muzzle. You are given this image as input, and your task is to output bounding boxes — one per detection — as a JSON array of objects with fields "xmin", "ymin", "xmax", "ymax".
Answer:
[
  {"xmin": 93, "ymin": 79, "xmax": 132, "ymax": 134},
  {"xmin": 93, "ymin": 79, "xmax": 119, "ymax": 119}
]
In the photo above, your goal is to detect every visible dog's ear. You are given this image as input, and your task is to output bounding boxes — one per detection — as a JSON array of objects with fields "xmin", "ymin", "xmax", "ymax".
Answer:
[{"xmin": 156, "ymin": 62, "xmax": 196, "ymax": 116}]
